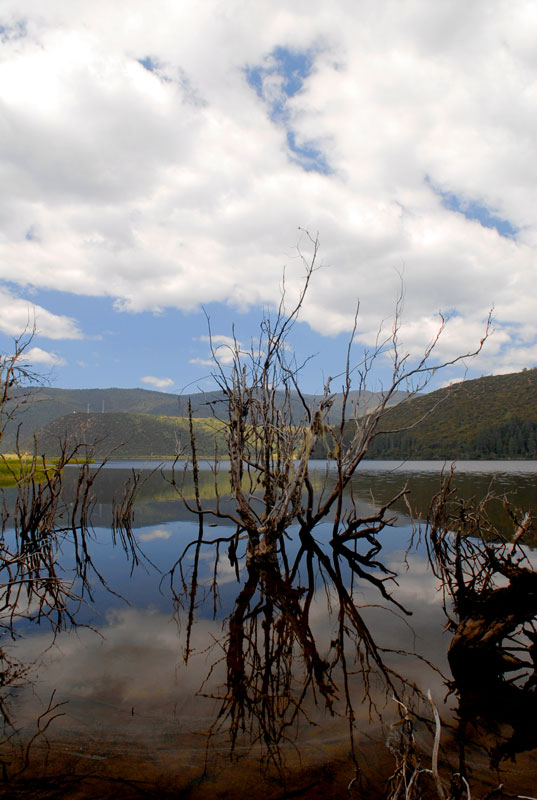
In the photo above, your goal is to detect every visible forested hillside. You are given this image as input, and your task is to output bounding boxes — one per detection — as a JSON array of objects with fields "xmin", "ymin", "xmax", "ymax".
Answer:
[
  {"xmin": 361, "ymin": 369, "xmax": 537, "ymax": 459},
  {"xmin": 9, "ymin": 370, "xmax": 537, "ymax": 460}
]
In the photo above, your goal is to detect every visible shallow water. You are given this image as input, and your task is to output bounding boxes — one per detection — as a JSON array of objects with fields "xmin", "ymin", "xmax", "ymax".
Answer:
[{"xmin": 3, "ymin": 461, "xmax": 537, "ymax": 797}]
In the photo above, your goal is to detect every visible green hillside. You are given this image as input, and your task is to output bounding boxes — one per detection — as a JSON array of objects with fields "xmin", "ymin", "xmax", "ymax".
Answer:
[
  {"xmin": 360, "ymin": 369, "xmax": 537, "ymax": 459},
  {"xmin": 3, "ymin": 387, "xmax": 185, "ymax": 448},
  {"xmin": 12, "ymin": 370, "xmax": 537, "ymax": 461},
  {"xmin": 2, "ymin": 385, "xmax": 408, "ymax": 451},
  {"xmin": 28, "ymin": 412, "xmax": 229, "ymax": 459}
]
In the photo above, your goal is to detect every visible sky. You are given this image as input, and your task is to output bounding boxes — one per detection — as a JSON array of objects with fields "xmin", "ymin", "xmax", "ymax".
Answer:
[{"xmin": 1, "ymin": 0, "xmax": 536, "ymax": 396}]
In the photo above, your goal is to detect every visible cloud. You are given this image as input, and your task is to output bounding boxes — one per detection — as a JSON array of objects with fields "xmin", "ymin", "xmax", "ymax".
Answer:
[
  {"xmin": 138, "ymin": 527, "xmax": 173, "ymax": 542},
  {"xmin": 0, "ymin": 287, "xmax": 83, "ymax": 339},
  {"xmin": 188, "ymin": 357, "xmax": 215, "ymax": 368},
  {"xmin": 191, "ymin": 333, "xmax": 275, "ymax": 370},
  {"xmin": 198, "ymin": 334, "xmax": 238, "ymax": 348},
  {"xmin": 193, "ymin": 334, "xmax": 242, "ymax": 366},
  {"xmin": 24, "ymin": 346, "xmax": 66, "ymax": 367},
  {"xmin": 140, "ymin": 375, "xmax": 174, "ymax": 389},
  {"xmin": 0, "ymin": 0, "xmax": 536, "ymax": 373}
]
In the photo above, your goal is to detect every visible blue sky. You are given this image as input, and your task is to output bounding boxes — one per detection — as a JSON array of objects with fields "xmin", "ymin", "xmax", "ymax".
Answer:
[
  {"xmin": 3, "ymin": 283, "xmax": 363, "ymax": 394},
  {"xmin": 0, "ymin": 1, "xmax": 536, "ymax": 395}
]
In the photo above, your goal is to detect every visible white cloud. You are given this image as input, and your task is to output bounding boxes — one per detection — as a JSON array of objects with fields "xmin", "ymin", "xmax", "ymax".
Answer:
[
  {"xmin": 138, "ymin": 527, "xmax": 173, "ymax": 542},
  {"xmin": 192, "ymin": 333, "xmax": 269, "ymax": 367},
  {"xmin": 0, "ymin": 0, "xmax": 536, "ymax": 372},
  {"xmin": 0, "ymin": 286, "xmax": 82, "ymax": 339},
  {"xmin": 188, "ymin": 357, "xmax": 215, "ymax": 367},
  {"xmin": 194, "ymin": 333, "xmax": 242, "ymax": 366},
  {"xmin": 198, "ymin": 334, "xmax": 238, "ymax": 348},
  {"xmin": 140, "ymin": 375, "xmax": 174, "ymax": 389},
  {"xmin": 25, "ymin": 346, "xmax": 66, "ymax": 366}
]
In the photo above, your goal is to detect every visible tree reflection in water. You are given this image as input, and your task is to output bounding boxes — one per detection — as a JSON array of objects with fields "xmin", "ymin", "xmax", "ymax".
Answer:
[
  {"xmin": 5, "ymin": 255, "xmax": 537, "ymax": 797},
  {"xmin": 3, "ymin": 462, "xmax": 537, "ymax": 798},
  {"xmin": 155, "ymin": 245, "xmax": 491, "ymax": 792},
  {"xmin": 426, "ymin": 473, "xmax": 537, "ymax": 787},
  {"xmin": 169, "ymin": 487, "xmax": 414, "ymax": 774},
  {"xmin": 0, "ymin": 445, "xmax": 145, "ymax": 791}
]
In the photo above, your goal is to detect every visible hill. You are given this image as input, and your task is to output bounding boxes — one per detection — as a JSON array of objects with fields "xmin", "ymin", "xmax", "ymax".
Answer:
[
  {"xmin": 12, "ymin": 372, "xmax": 536, "ymax": 461},
  {"xmin": 28, "ymin": 412, "xmax": 229, "ymax": 459},
  {"xmin": 2, "ymin": 387, "xmax": 182, "ymax": 450},
  {"xmin": 2, "ymin": 385, "xmax": 407, "ymax": 451},
  {"xmin": 358, "ymin": 369, "xmax": 537, "ymax": 459}
]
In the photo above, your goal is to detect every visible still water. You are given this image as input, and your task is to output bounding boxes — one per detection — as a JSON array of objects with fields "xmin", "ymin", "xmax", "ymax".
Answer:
[{"xmin": 3, "ymin": 460, "xmax": 537, "ymax": 798}]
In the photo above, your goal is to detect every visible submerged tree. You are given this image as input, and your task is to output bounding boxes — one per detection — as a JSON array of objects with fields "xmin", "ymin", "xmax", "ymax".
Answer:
[
  {"xmin": 4, "ymin": 244, "xmax": 520, "ymax": 797},
  {"xmin": 167, "ymin": 234, "xmax": 492, "ymax": 776}
]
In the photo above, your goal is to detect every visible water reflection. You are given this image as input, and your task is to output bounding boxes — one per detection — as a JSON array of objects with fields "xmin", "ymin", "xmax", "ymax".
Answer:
[
  {"xmin": 427, "ymin": 475, "xmax": 537, "ymax": 776},
  {"xmin": 2, "ymin": 461, "xmax": 537, "ymax": 798},
  {"xmin": 64, "ymin": 458, "xmax": 537, "ymax": 538},
  {"xmin": 10, "ymin": 542, "xmax": 447, "ymax": 795}
]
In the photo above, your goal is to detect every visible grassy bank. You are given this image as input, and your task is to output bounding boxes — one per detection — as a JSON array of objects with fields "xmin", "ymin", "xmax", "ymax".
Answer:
[{"xmin": 0, "ymin": 454, "xmax": 89, "ymax": 487}]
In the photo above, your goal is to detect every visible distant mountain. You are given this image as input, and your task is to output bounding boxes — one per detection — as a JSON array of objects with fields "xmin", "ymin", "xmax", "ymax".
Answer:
[
  {"xmin": 358, "ymin": 369, "xmax": 537, "ymax": 460},
  {"xmin": 27, "ymin": 412, "xmax": 228, "ymax": 459},
  {"xmin": 2, "ymin": 385, "xmax": 407, "ymax": 451},
  {"xmin": 7, "ymin": 369, "xmax": 537, "ymax": 459},
  {"xmin": 2, "ymin": 387, "xmax": 183, "ymax": 450},
  {"xmin": 6, "ymin": 372, "xmax": 537, "ymax": 460}
]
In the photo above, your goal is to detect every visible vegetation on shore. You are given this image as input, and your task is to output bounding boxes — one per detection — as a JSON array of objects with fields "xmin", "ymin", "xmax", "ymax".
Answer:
[
  {"xmin": 0, "ymin": 455, "xmax": 47, "ymax": 487},
  {"xmin": 0, "ymin": 453, "xmax": 89, "ymax": 487}
]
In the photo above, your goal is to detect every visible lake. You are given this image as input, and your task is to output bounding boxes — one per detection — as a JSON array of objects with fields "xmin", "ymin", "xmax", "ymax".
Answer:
[{"xmin": 2, "ymin": 460, "xmax": 537, "ymax": 799}]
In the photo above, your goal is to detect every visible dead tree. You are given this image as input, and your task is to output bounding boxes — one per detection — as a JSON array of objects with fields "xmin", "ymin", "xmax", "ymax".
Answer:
[
  {"xmin": 167, "ymin": 233, "xmax": 491, "ymax": 771},
  {"xmin": 0, "ymin": 332, "xmax": 41, "ymax": 446}
]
